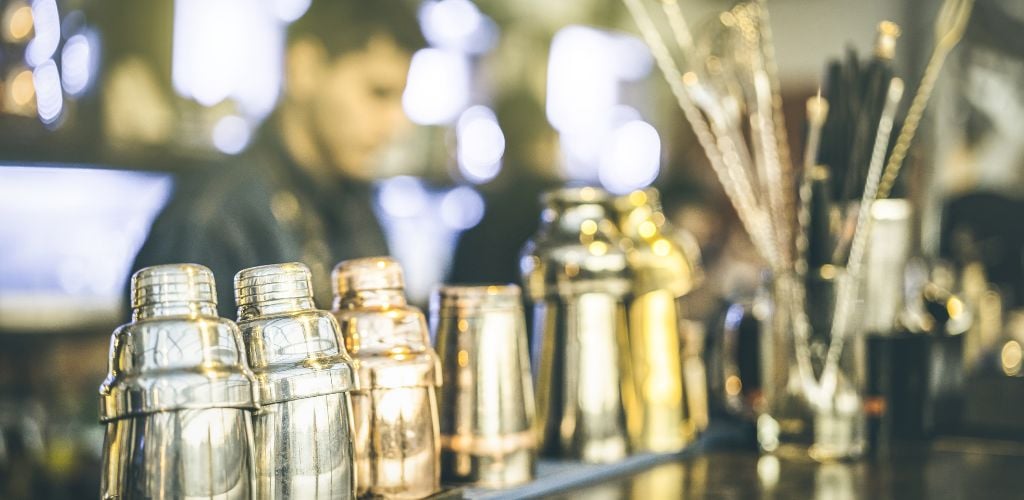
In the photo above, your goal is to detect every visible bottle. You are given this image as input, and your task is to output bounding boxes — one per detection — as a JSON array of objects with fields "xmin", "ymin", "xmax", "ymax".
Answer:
[
  {"xmin": 520, "ymin": 186, "xmax": 631, "ymax": 463},
  {"xmin": 234, "ymin": 262, "xmax": 357, "ymax": 499},
  {"xmin": 99, "ymin": 263, "xmax": 258, "ymax": 499},
  {"xmin": 613, "ymin": 188, "xmax": 707, "ymax": 452},
  {"xmin": 331, "ymin": 257, "xmax": 441, "ymax": 499}
]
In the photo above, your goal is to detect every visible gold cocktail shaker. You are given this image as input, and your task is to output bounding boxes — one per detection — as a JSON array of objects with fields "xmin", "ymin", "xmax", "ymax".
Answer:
[
  {"xmin": 100, "ymin": 264, "xmax": 258, "ymax": 499},
  {"xmin": 331, "ymin": 257, "xmax": 441, "ymax": 499},
  {"xmin": 520, "ymin": 186, "xmax": 632, "ymax": 463},
  {"xmin": 234, "ymin": 263, "xmax": 358, "ymax": 499},
  {"xmin": 613, "ymin": 188, "xmax": 708, "ymax": 452},
  {"xmin": 431, "ymin": 284, "xmax": 536, "ymax": 488}
]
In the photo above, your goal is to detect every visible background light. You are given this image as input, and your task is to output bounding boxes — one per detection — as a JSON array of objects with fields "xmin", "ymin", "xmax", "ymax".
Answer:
[
  {"xmin": 172, "ymin": 0, "xmax": 282, "ymax": 119},
  {"xmin": 25, "ymin": 0, "xmax": 58, "ymax": 67},
  {"xmin": 402, "ymin": 48, "xmax": 470, "ymax": 125},
  {"xmin": 11, "ymin": 68, "xmax": 35, "ymax": 106},
  {"xmin": 598, "ymin": 119, "xmax": 661, "ymax": 194},
  {"xmin": 440, "ymin": 186, "xmax": 485, "ymax": 229},
  {"xmin": 456, "ymin": 105, "xmax": 504, "ymax": 184},
  {"xmin": 272, "ymin": 0, "xmax": 311, "ymax": 22},
  {"xmin": 32, "ymin": 59, "xmax": 62, "ymax": 124},
  {"xmin": 211, "ymin": 115, "xmax": 251, "ymax": 155},
  {"xmin": 378, "ymin": 176, "xmax": 429, "ymax": 218},
  {"xmin": 60, "ymin": 32, "xmax": 93, "ymax": 95},
  {"xmin": 546, "ymin": 25, "xmax": 657, "ymax": 186},
  {"xmin": 6, "ymin": 5, "xmax": 33, "ymax": 42},
  {"xmin": 0, "ymin": 167, "xmax": 172, "ymax": 328},
  {"xmin": 546, "ymin": 26, "xmax": 618, "ymax": 135},
  {"xmin": 375, "ymin": 179, "xmax": 471, "ymax": 304},
  {"xmin": 419, "ymin": 0, "xmax": 497, "ymax": 54}
]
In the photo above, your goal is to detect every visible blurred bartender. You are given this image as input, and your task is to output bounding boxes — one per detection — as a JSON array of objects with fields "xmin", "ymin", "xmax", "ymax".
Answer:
[{"xmin": 132, "ymin": 1, "xmax": 424, "ymax": 316}]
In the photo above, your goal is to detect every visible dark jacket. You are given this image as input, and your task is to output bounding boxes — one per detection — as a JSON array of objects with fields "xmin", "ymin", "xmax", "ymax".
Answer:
[{"xmin": 130, "ymin": 136, "xmax": 389, "ymax": 318}]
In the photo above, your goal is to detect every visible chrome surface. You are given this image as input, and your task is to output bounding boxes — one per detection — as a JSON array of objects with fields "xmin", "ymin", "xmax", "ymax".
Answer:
[
  {"xmin": 520, "ymin": 186, "xmax": 631, "ymax": 463},
  {"xmin": 613, "ymin": 188, "xmax": 708, "ymax": 452},
  {"xmin": 234, "ymin": 262, "xmax": 358, "ymax": 499},
  {"xmin": 331, "ymin": 257, "xmax": 441, "ymax": 499},
  {"xmin": 431, "ymin": 284, "xmax": 536, "ymax": 488},
  {"xmin": 99, "ymin": 263, "xmax": 258, "ymax": 499}
]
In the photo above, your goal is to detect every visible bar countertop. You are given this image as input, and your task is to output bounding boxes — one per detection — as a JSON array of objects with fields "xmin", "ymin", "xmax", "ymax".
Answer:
[{"xmin": 547, "ymin": 438, "xmax": 1024, "ymax": 499}]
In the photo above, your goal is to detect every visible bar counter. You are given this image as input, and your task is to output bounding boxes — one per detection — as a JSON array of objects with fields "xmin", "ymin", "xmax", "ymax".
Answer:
[
  {"xmin": 543, "ymin": 438, "xmax": 1024, "ymax": 499},
  {"xmin": 444, "ymin": 413, "xmax": 1024, "ymax": 499}
]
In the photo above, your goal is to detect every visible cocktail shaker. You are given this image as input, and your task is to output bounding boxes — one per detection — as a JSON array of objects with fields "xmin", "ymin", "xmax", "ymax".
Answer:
[
  {"xmin": 520, "ymin": 186, "xmax": 631, "ymax": 463},
  {"xmin": 234, "ymin": 263, "xmax": 357, "ymax": 499},
  {"xmin": 431, "ymin": 284, "xmax": 536, "ymax": 488},
  {"xmin": 99, "ymin": 264, "xmax": 258, "ymax": 499},
  {"xmin": 613, "ymin": 188, "xmax": 708, "ymax": 452},
  {"xmin": 331, "ymin": 257, "xmax": 441, "ymax": 499}
]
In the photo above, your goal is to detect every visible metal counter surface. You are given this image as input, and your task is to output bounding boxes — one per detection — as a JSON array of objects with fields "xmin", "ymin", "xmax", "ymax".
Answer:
[
  {"xmin": 450, "ymin": 416, "xmax": 1024, "ymax": 500},
  {"xmin": 543, "ymin": 438, "xmax": 1024, "ymax": 499}
]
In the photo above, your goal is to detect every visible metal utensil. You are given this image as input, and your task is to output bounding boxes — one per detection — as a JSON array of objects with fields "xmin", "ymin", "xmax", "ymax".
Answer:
[
  {"xmin": 100, "ymin": 264, "xmax": 258, "ymax": 500},
  {"xmin": 234, "ymin": 262, "xmax": 358, "ymax": 499}
]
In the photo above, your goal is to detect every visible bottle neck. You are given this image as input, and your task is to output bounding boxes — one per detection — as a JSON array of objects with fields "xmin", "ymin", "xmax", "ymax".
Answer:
[
  {"xmin": 237, "ymin": 297, "xmax": 315, "ymax": 320},
  {"xmin": 133, "ymin": 300, "xmax": 219, "ymax": 321},
  {"xmin": 335, "ymin": 289, "xmax": 408, "ymax": 310}
]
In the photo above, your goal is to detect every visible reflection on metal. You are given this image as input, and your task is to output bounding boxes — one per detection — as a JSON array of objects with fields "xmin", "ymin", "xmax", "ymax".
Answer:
[
  {"xmin": 628, "ymin": 462, "xmax": 684, "ymax": 499},
  {"xmin": 432, "ymin": 284, "xmax": 536, "ymax": 488},
  {"xmin": 521, "ymin": 186, "xmax": 631, "ymax": 463},
  {"xmin": 614, "ymin": 188, "xmax": 707, "ymax": 452},
  {"xmin": 234, "ymin": 263, "xmax": 357, "ymax": 499},
  {"xmin": 331, "ymin": 257, "xmax": 441, "ymax": 498},
  {"xmin": 99, "ymin": 264, "xmax": 258, "ymax": 499}
]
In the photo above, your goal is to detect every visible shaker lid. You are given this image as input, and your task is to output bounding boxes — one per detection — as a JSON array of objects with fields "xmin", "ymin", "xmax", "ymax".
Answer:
[
  {"xmin": 235, "ymin": 262, "xmax": 314, "ymax": 307},
  {"xmin": 235, "ymin": 263, "xmax": 357, "ymax": 404},
  {"xmin": 433, "ymin": 284, "xmax": 522, "ymax": 315},
  {"xmin": 333, "ymin": 256, "xmax": 404, "ymax": 296},
  {"xmin": 131, "ymin": 263, "xmax": 217, "ymax": 310}
]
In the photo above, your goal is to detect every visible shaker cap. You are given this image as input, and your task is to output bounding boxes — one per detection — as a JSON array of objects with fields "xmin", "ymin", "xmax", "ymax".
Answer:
[
  {"xmin": 333, "ymin": 256, "xmax": 404, "ymax": 296},
  {"xmin": 103, "ymin": 264, "xmax": 257, "ymax": 421},
  {"xmin": 434, "ymin": 284, "xmax": 522, "ymax": 315},
  {"xmin": 235, "ymin": 262, "xmax": 314, "ymax": 307},
  {"xmin": 131, "ymin": 263, "xmax": 217, "ymax": 309}
]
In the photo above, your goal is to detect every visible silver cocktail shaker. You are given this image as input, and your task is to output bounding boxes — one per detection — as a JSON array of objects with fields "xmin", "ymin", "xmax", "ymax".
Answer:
[
  {"xmin": 520, "ymin": 186, "xmax": 632, "ymax": 463},
  {"xmin": 100, "ymin": 263, "xmax": 258, "ymax": 499},
  {"xmin": 431, "ymin": 284, "xmax": 536, "ymax": 488},
  {"xmin": 330, "ymin": 257, "xmax": 441, "ymax": 499},
  {"xmin": 234, "ymin": 262, "xmax": 358, "ymax": 499}
]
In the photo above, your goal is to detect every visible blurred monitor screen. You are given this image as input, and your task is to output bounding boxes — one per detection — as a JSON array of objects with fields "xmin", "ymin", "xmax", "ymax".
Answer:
[{"xmin": 0, "ymin": 165, "xmax": 172, "ymax": 333}]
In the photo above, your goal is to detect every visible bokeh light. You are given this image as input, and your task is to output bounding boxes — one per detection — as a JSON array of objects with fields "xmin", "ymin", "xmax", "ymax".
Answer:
[
  {"xmin": 6, "ymin": 4, "xmax": 33, "ymax": 42},
  {"xmin": 379, "ymin": 176, "xmax": 430, "ymax": 218},
  {"xmin": 211, "ymin": 115, "xmax": 251, "ymax": 155},
  {"xmin": 402, "ymin": 48, "xmax": 470, "ymax": 125},
  {"xmin": 25, "ymin": 0, "xmax": 59, "ymax": 67},
  {"xmin": 440, "ymin": 185, "xmax": 485, "ymax": 230},
  {"xmin": 419, "ymin": 0, "xmax": 497, "ymax": 54},
  {"xmin": 10, "ymin": 68, "xmax": 35, "ymax": 106},
  {"xmin": 598, "ymin": 119, "xmax": 661, "ymax": 194},
  {"xmin": 60, "ymin": 32, "xmax": 94, "ymax": 96},
  {"xmin": 456, "ymin": 105, "xmax": 505, "ymax": 184},
  {"xmin": 32, "ymin": 59, "xmax": 62, "ymax": 124}
]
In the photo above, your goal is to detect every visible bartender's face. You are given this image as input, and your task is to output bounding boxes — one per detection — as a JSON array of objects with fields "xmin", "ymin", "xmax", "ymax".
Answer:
[{"xmin": 289, "ymin": 35, "xmax": 412, "ymax": 180}]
